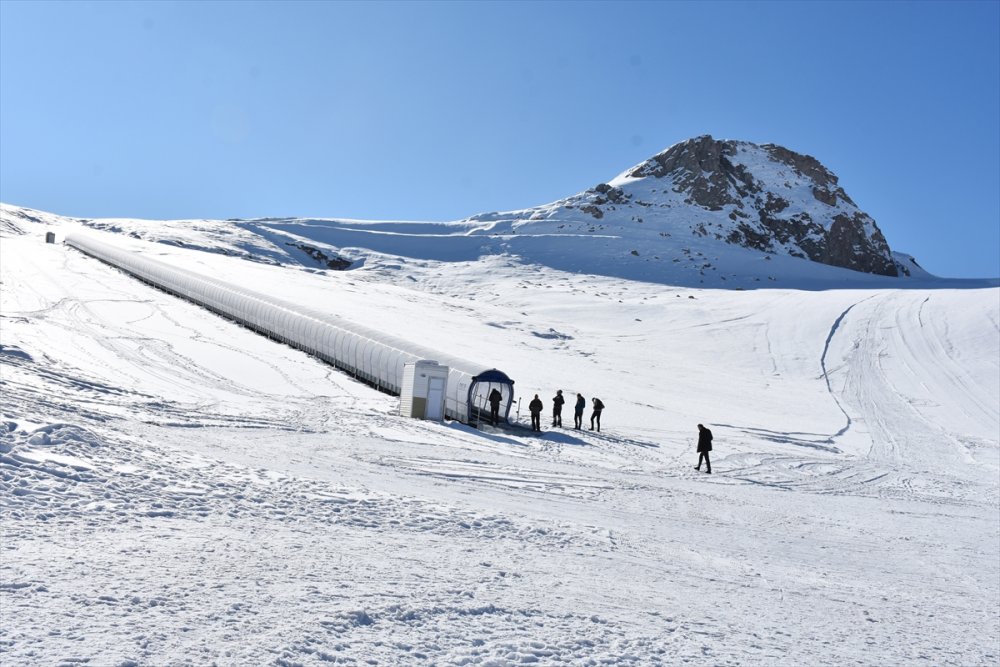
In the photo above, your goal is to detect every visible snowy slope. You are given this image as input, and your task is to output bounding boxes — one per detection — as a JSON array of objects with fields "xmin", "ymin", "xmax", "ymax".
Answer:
[
  {"xmin": 2, "ymin": 210, "xmax": 998, "ymax": 665},
  {"xmin": 5, "ymin": 201, "xmax": 995, "ymax": 296}
]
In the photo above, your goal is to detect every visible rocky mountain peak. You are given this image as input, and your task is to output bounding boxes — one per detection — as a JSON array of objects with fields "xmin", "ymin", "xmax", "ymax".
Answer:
[
  {"xmin": 526, "ymin": 136, "xmax": 899, "ymax": 277},
  {"xmin": 627, "ymin": 135, "xmax": 859, "ymax": 213}
]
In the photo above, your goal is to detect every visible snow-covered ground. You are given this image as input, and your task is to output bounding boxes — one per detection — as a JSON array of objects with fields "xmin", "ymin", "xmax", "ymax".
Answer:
[{"xmin": 2, "ymin": 212, "xmax": 998, "ymax": 666}]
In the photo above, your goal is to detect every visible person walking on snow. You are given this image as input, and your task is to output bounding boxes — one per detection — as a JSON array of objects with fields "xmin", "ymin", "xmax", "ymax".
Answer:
[
  {"xmin": 552, "ymin": 390, "xmax": 565, "ymax": 427},
  {"xmin": 487, "ymin": 388, "xmax": 503, "ymax": 426},
  {"xmin": 695, "ymin": 423, "xmax": 713, "ymax": 474},
  {"xmin": 528, "ymin": 394, "xmax": 544, "ymax": 432},
  {"xmin": 574, "ymin": 393, "xmax": 586, "ymax": 429},
  {"xmin": 590, "ymin": 397, "xmax": 604, "ymax": 432}
]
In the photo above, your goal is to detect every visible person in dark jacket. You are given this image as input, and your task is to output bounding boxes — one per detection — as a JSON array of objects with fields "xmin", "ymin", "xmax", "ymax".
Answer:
[
  {"xmin": 528, "ymin": 394, "xmax": 544, "ymax": 431},
  {"xmin": 552, "ymin": 390, "xmax": 565, "ymax": 427},
  {"xmin": 590, "ymin": 397, "xmax": 604, "ymax": 432},
  {"xmin": 487, "ymin": 388, "xmax": 503, "ymax": 426},
  {"xmin": 695, "ymin": 423, "xmax": 713, "ymax": 473},
  {"xmin": 574, "ymin": 393, "xmax": 586, "ymax": 429}
]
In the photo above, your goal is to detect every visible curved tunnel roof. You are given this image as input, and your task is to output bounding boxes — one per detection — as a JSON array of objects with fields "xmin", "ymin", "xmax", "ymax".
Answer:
[{"xmin": 471, "ymin": 369, "xmax": 514, "ymax": 385}]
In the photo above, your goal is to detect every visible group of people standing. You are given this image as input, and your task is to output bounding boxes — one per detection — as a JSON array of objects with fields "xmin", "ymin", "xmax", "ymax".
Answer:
[
  {"xmin": 528, "ymin": 390, "xmax": 604, "ymax": 433},
  {"xmin": 487, "ymin": 388, "xmax": 714, "ymax": 474}
]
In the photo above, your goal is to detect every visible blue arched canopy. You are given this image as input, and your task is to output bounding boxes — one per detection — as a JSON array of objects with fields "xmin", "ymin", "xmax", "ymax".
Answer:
[{"xmin": 468, "ymin": 369, "xmax": 515, "ymax": 425}]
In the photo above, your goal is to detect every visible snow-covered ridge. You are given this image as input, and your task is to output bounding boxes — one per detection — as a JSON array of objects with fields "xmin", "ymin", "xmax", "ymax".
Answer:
[{"xmin": 7, "ymin": 136, "xmax": 999, "ymax": 289}]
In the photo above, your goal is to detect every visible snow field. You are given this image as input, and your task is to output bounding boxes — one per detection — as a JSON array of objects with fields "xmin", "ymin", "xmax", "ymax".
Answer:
[{"xmin": 1, "ymin": 224, "xmax": 998, "ymax": 665}]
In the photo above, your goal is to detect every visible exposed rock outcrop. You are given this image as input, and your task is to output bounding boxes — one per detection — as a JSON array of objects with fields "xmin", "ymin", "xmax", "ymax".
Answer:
[
  {"xmin": 631, "ymin": 137, "xmax": 896, "ymax": 276},
  {"xmin": 287, "ymin": 242, "xmax": 352, "ymax": 270}
]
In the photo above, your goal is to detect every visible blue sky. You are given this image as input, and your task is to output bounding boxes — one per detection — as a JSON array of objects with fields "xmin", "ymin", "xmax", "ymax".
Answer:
[{"xmin": 1, "ymin": 1, "xmax": 997, "ymax": 278}]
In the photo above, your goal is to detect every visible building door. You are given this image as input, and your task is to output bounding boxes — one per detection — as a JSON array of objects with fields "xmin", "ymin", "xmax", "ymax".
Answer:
[{"xmin": 425, "ymin": 377, "xmax": 445, "ymax": 421}]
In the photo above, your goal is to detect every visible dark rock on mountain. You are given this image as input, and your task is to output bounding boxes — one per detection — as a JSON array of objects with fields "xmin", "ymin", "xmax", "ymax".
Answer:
[
  {"xmin": 628, "ymin": 135, "xmax": 760, "ymax": 212},
  {"xmin": 287, "ymin": 242, "xmax": 353, "ymax": 270}
]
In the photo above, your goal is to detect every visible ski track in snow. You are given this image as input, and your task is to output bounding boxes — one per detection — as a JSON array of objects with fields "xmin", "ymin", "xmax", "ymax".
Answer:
[
  {"xmin": 1, "ymin": 225, "xmax": 998, "ymax": 666},
  {"xmin": 818, "ymin": 298, "xmax": 867, "ymax": 443}
]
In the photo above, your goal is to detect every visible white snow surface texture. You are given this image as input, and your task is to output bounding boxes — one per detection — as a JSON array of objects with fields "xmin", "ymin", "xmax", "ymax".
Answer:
[{"xmin": 1, "ymin": 203, "xmax": 998, "ymax": 667}]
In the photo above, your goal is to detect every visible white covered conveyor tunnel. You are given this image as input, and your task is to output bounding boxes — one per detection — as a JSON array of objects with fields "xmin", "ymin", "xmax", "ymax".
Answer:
[{"xmin": 65, "ymin": 233, "xmax": 515, "ymax": 425}]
